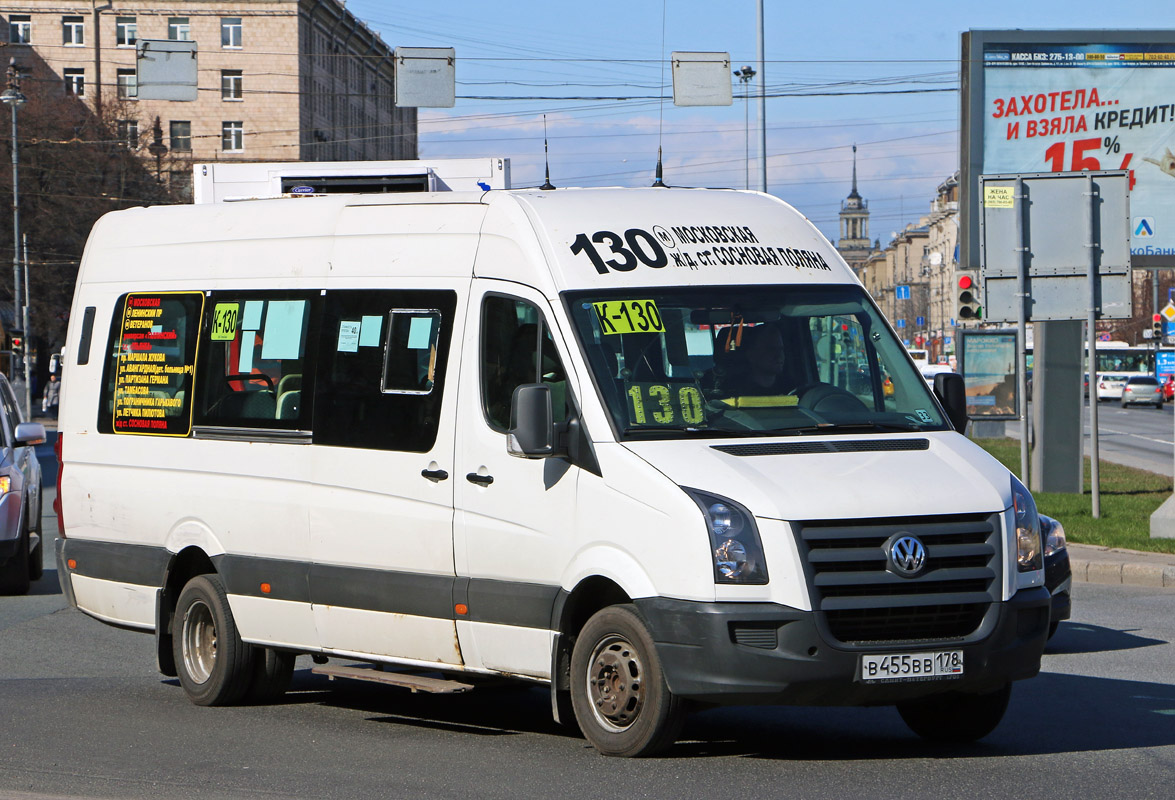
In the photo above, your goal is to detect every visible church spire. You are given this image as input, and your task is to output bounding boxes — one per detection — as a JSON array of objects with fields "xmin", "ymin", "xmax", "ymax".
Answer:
[{"xmin": 848, "ymin": 144, "xmax": 860, "ymax": 200}]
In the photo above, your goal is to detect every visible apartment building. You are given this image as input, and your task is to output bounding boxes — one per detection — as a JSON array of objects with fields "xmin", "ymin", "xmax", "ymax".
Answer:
[{"xmin": 0, "ymin": 1, "xmax": 417, "ymax": 197}]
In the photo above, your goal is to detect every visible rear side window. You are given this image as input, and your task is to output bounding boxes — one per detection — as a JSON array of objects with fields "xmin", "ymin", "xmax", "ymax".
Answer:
[
  {"xmin": 193, "ymin": 292, "xmax": 318, "ymax": 429},
  {"xmin": 313, "ymin": 289, "xmax": 457, "ymax": 452},
  {"xmin": 98, "ymin": 292, "xmax": 204, "ymax": 435}
]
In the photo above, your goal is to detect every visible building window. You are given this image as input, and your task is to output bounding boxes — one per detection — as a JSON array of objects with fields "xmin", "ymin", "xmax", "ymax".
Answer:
[
  {"xmin": 221, "ymin": 17, "xmax": 242, "ymax": 48},
  {"xmin": 117, "ymin": 120, "xmax": 139, "ymax": 148},
  {"xmin": 116, "ymin": 69, "xmax": 137, "ymax": 99},
  {"xmin": 62, "ymin": 15, "xmax": 85, "ymax": 46},
  {"xmin": 170, "ymin": 120, "xmax": 192, "ymax": 151},
  {"xmin": 116, "ymin": 17, "xmax": 137, "ymax": 47},
  {"xmin": 222, "ymin": 121, "xmax": 243, "ymax": 152},
  {"xmin": 64, "ymin": 68, "xmax": 85, "ymax": 97},
  {"xmin": 168, "ymin": 17, "xmax": 190, "ymax": 41},
  {"xmin": 9, "ymin": 15, "xmax": 31, "ymax": 44},
  {"xmin": 221, "ymin": 70, "xmax": 243, "ymax": 101}
]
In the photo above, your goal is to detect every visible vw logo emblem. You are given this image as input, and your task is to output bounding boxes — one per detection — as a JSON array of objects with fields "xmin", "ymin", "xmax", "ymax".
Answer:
[{"xmin": 888, "ymin": 534, "xmax": 927, "ymax": 576}]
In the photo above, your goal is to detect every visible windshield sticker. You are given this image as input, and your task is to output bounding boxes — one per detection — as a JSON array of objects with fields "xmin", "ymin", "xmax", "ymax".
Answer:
[
  {"xmin": 570, "ymin": 225, "xmax": 832, "ymax": 275},
  {"xmin": 626, "ymin": 381, "xmax": 706, "ymax": 427},
  {"xmin": 592, "ymin": 300, "xmax": 665, "ymax": 335},
  {"xmin": 337, "ymin": 320, "xmax": 361, "ymax": 353},
  {"xmin": 210, "ymin": 302, "xmax": 239, "ymax": 341},
  {"xmin": 913, "ymin": 409, "xmax": 933, "ymax": 423},
  {"xmin": 717, "ymin": 394, "xmax": 799, "ymax": 409}
]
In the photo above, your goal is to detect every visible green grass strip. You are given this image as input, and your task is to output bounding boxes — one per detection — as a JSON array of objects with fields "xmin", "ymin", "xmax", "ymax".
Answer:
[{"xmin": 973, "ymin": 438, "xmax": 1175, "ymax": 555}]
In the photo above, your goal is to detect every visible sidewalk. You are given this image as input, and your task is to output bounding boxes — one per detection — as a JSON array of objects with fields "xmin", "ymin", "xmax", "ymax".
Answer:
[{"xmin": 1068, "ymin": 543, "xmax": 1175, "ymax": 588}]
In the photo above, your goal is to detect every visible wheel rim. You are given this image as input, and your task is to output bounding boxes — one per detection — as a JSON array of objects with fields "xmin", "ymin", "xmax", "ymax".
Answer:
[
  {"xmin": 585, "ymin": 633, "xmax": 645, "ymax": 731},
  {"xmin": 181, "ymin": 599, "xmax": 217, "ymax": 685}
]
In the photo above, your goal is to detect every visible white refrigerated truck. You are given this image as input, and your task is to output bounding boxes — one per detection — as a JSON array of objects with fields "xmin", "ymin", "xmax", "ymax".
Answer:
[{"xmin": 54, "ymin": 186, "xmax": 1050, "ymax": 757}]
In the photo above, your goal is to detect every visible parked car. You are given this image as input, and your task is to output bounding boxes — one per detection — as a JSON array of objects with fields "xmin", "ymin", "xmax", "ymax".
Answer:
[
  {"xmin": 1121, "ymin": 375, "xmax": 1163, "ymax": 408},
  {"xmin": 0, "ymin": 372, "xmax": 47, "ymax": 595},
  {"xmin": 1039, "ymin": 514, "xmax": 1071, "ymax": 640},
  {"xmin": 920, "ymin": 364, "xmax": 955, "ymax": 387},
  {"xmin": 1096, "ymin": 375, "xmax": 1128, "ymax": 401},
  {"xmin": 1163, "ymin": 376, "xmax": 1174, "ymax": 402}
]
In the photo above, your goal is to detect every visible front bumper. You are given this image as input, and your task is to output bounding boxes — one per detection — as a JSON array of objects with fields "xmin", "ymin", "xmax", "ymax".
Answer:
[{"xmin": 635, "ymin": 586, "xmax": 1050, "ymax": 706}]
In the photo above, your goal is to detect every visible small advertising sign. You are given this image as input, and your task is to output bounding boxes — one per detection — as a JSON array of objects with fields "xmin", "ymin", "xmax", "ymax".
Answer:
[{"xmin": 960, "ymin": 330, "xmax": 1018, "ymax": 419}]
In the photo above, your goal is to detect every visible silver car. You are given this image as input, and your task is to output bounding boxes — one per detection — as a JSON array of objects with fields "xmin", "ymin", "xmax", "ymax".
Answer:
[
  {"xmin": 1121, "ymin": 375, "xmax": 1163, "ymax": 408},
  {"xmin": 0, "ymin": 373, "xmax": 46, "ymax": 595}
]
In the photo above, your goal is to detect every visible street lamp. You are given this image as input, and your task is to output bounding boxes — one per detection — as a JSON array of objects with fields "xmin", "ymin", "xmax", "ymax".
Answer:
[
  {"xmin": 1, "ymin": 58, "xmax": 28, "ymax": 415},
  {"xmin": 734, "ymin": 65, "xmax": 755, "ymax": 190}
]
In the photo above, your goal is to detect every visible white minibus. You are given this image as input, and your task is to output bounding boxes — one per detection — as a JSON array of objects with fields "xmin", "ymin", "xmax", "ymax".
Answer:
[{"xmin": 56, "ymin": 187, "xmax": 1049, "ymax": 757}]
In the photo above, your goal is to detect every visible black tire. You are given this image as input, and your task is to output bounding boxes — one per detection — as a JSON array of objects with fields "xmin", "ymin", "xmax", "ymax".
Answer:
[
  {"xmin": 172, "ymin": 574, "xmax": 254, "ymax": 706},
  {"xmin": 1048, "ymin": 620, "xmax": 1060, "ymax": 640},
  {"xmin": 243, "ymin": 647, "xmax": 296, "ymax": 704},
  {"xmin": 570, "ymin": 605, "xmax": 685, "ymax": 757},
  {"xmin": 897, "ymin": 683, "xmax": 1012, "ymax": 743},
  {"xmin": 0, "ymin": 525, "xmax": 30, "ymax": 596}
]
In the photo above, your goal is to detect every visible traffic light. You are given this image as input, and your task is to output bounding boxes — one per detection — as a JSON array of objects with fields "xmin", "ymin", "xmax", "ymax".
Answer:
[
  {"xmin": 956, "ymin": 271, "xmax": 982, "ymax": 322},
  {"xmin": 10, "ymin": 337, "xmax": 20, "ymax": 349},
  {"xmin": 1153, "ymin": 313, "xmax": 1163, "ymax": 340}
]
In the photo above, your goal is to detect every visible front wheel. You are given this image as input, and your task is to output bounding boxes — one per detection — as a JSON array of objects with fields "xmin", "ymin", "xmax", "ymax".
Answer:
[
  {"xmin": 570, "ymin": 605, "xmax": 685, "ymax": 757},
  {"xmin": 0, "ymin": 526, "xmax": 30, "ymax": 595},
  {"xmin": 172, "ymin": 574, "xmax": 255, "ymax": 706},
  {"xmin": 897, "ymin": 683, "xmax": 1012, "ymax": 743}
]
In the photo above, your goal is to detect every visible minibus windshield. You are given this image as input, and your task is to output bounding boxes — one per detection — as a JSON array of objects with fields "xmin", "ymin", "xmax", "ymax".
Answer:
[{"xmin": 564, "ymin": 284, "xmax": 949, "ymax": 439}]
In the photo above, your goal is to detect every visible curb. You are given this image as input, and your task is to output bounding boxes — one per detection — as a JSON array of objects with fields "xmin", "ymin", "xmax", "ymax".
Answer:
[{"xmin": 1068, "ymin": 543, "xmax": 1175, "ymax": 589}]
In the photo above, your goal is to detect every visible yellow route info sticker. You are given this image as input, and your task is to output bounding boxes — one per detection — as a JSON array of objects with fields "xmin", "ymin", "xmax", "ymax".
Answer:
[
  {"xmin": 591, "ymin": 299, "xmax": 664, "ymax": 335},
  {"xmin": 211, "ymin": 302, "xmax": 240, "ymax": 341}
]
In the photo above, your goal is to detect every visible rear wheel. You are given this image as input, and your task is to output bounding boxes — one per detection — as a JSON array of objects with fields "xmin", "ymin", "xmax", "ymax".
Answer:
[
  {"xmin": 570, "ymin": 605, "xmax": 685, "ymax": 757},
  {"xmin": 172, "ymin": 574, "xmax": 254, "ymax": 705},
  {"xmin": 243, "ymin": 647, "xmax": 296, "ymax": 703},
  {"xmin": 897, "ymin": 683, "xmax": 1012, "ymax": 743}
]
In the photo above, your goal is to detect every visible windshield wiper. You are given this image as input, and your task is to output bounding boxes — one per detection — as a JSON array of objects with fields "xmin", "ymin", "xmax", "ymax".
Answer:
[{"xmin": 771, "ymin": 421, "xmax": 928, "ymax": 435}]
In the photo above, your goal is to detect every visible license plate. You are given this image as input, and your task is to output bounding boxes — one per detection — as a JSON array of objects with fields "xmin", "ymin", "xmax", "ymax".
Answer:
[{"xmin": 859, "ymin": 650, "xmax": 964, "ymax": 683}]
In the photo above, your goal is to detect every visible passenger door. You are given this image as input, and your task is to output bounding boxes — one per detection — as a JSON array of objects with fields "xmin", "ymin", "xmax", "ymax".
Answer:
[
  {"xmin": 308, "ymin": 286, "xmax": 466, "ymax": 665},
  {"xmin": 453, "ymin": 283, "xmax": 580, "ymax": 678}
]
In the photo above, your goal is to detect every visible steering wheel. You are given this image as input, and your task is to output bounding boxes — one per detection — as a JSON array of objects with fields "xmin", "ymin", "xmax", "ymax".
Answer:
[
  {"xmin": 225, "ymin": 373, "xmax": 275, "ymax": 392},
  {"xmin": 797, "ymin": 382, "xmax": 869, "ymax": 414}
]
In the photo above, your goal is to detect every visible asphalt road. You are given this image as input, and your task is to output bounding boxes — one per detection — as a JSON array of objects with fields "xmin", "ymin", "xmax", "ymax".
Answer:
[
  {"xmin": 2, "ymin": 482, "xmax": 1173, "ymax": 797},
  {"xmin": 1006, "ymin": 400, "xmax": 1175, "ymax": 477}
]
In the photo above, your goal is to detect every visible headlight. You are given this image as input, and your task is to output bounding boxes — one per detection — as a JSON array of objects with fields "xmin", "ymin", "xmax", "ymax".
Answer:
[
  {"xmin": 683, "ymin": 488, "xmax": 768, "ymax": 585},
  {"xmin": 0, "ymin": 476, "xmax": 9, "ymax": 495},
  {"xmin": 1011, "ymin": 476, "xmax": 1043, "ymax": 572},
  {"xmin": 1040, "ymin": 513, "xmax": 1067, "ymax": 557}
]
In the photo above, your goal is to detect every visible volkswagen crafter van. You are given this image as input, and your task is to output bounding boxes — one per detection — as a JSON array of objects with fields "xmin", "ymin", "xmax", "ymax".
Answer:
[{"xmin": 55, "ymin": 187, "xmax": 1050, "ymax": 757}]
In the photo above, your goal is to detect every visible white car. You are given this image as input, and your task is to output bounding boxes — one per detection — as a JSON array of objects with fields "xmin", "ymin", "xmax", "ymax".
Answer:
[
  {"xmin": 921, "ymin": 364, "xmax": 955, "ymax": 387},
  {"xmin": 1095, "ymin": 375, "xmax": 1129, "ymax": 401}
]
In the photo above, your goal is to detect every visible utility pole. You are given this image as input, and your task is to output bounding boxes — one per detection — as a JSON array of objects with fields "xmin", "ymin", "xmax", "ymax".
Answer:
[
  {"xmin": 756, "ymin": 0, "xmax": 767, "ymax": 193},
  {"xmin": 1, "ymin": 59, "xmax": 26, "ymax": 406},
  {"xmin": 735, "ymin": 66, "xmax": 755, "ymax": 190}
]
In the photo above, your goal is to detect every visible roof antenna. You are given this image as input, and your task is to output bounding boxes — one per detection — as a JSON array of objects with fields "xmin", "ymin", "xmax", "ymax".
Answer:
[
  {"xmin": 540, "ymin": 114, "xmax": 555, "ymax": 190},
  {"xmin": 652, "ymin": 0, "xmax": 668, "ymax": 188},
  {"xmin": 652, "ymin": 146, "xmax": 666, "ymax": 188}
]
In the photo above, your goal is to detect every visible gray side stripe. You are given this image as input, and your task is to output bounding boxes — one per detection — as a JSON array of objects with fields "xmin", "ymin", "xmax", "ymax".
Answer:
[{"xmin": 64, "ymin": 539, "xmax": 559, "ymax": 629}]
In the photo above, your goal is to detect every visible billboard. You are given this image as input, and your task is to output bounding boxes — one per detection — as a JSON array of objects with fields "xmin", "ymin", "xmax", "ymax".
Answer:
[
  {"xmin": 959, "ymin": 330, "xmax": 1018, "ymax": 420},
  {"xmin": 961, "ymin": 30, "xmax": 1175, "ymax": 272}
]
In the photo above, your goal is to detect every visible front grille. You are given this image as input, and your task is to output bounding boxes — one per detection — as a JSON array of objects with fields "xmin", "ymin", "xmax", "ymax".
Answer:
[
  {"xmin": 730, "ymin": 623, "xmax": 779, "ymax": 649},
  {"xmin": 797, "ymin": 513, "xmax": 1001, "ymax": 645}
]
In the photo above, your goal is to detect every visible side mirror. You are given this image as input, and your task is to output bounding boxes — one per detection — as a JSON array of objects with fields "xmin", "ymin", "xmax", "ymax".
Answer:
[
  {"xmin": 933, "ymin": 373, "xmax": 968, "ymax": 434},
  {"xmin": 15, "ymin": 421, "xmax": 46, "ymax": 447},
  {"xmin": 507, "ymin": 383, "xmax": 554, "ymax": 458}
]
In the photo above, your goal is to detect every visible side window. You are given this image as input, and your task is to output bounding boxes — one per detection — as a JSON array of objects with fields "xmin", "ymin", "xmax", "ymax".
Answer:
[
  {"xmin": 193, "ymin": 293, "xmax": 316, "ymax": 429},
  {"xmin": 98, "ymin": 292, "xmax": 204, "ymax": 435},
  {"xmin": 313, "ymin": 290, "xmax": 457, "ymax": 452},
  {"xmin": 481, "ymin": 296, "xmax": 569, "ymax": 431}
]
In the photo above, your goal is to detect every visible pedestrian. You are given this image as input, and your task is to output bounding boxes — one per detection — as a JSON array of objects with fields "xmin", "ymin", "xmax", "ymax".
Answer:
[{"xmin": 42, "ymin": 374, "xmax": 60, "ymax": 420}]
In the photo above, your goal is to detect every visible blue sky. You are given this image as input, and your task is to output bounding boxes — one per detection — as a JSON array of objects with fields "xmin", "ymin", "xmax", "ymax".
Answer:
[{"xmin": 346, "ymin": 1, "xmax": 1173, "ymax": 243}]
